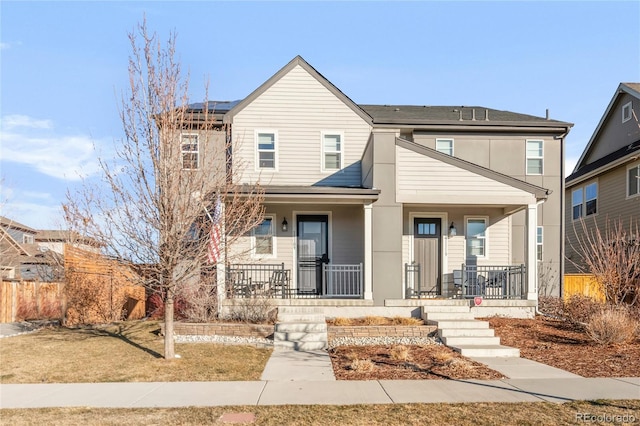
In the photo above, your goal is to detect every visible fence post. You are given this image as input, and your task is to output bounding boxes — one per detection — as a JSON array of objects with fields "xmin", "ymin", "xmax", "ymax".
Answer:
[{"xmin": 359, "ymin": 263, "xmax": 363, "ymax": 298}]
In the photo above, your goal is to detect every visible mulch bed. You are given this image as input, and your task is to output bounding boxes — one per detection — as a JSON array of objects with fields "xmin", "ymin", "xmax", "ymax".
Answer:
[
  {"xmin": 488, "ymin": 316, "xmax": 640, "ymax": 377},
  {"xmin": 329, "ymin": 345, "xmax": 505, "ymax": 380}
]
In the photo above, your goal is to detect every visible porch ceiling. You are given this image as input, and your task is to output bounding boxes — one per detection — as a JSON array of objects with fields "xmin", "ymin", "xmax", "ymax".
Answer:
[{"xmin": 257, "ymin": 185, "xmax": 380, "ymax": 204}]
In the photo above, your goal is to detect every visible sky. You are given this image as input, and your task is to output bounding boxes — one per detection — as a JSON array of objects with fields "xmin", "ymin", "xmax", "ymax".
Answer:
[{"xmin": 1, "ymin": 1, "xmax": 639, "ymax": 230}]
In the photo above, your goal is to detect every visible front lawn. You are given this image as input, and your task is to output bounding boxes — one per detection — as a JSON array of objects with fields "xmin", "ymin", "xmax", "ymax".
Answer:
[{"xmin": 0, "ymin": 320, "xmax": 272, "ymax": 383}]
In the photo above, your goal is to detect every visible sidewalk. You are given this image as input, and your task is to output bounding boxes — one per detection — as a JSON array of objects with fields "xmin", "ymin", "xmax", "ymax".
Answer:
[{"xmin": 1, "ymin": 341, "xmax": 638, "ymax": 408}]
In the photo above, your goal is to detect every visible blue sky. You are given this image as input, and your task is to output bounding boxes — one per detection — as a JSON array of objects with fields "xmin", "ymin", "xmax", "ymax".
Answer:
[{"xmin": 1, "ymin": 1, "xmax": 639, "ymax": 229}]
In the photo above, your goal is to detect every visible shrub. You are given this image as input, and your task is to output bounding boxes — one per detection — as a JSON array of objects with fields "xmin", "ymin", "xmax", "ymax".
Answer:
[
  {"xmin": 390, "ymin": 345, "xmax": 409, "ymax": 361},
  {"xmin": 563, "ymin": 294, "xmax": 604, "ymax": 324},
  {"xmin": 586, "ymin": 307, "xmax": 638, "ymax": 345},
  {"xmin": 331, "ymin": 317, "xmax": 352, "ymax": 326},
  {"xmin": 431, "ymin": 347, "xmax": 454, "ymax": 365},
  {"xmin": 538, "ymin": 296, "xmax": 564, "ymax": 318},
  {"xmin": 225, "ymin": 297, "xmax": 276, "ymax": 324},
  {"xmin": 349, "ymin": 358, "xmax": 375, "ymax": 372},
  {"xmin": 390, "ymin": 316, "xmax": 423, "ymax": 325}
]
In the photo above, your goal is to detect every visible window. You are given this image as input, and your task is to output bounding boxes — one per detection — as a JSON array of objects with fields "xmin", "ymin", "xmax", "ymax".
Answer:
[
  {"xmin": 622, "ymin": 101, "xmax": 632, "ymax": 123},
  {"xmin": 628, "ymin": 164, "xmax": 640, "ymax": 197},
  {"xmin": 572, "ymin": 188, "xmax": 583, "ymax": 220},
  {"xmin": 466, "ymin": 218, "xmax": 487, "ymax": 257},
  {"xmin": 253, "ymin": 216, "xmax": 274, "ymax": 256},
  {"xmin": 322, "ymin": 132, "xmax": 343, "ymax": 171},
  {"xmin": 22, "ymin": 234, "xmax": 34, "ymax": 244},
  {"xmin": 181, "ymin": 134, "xmax": 199, "ymax": 169},
  {"xmin": 537, "ymin": 226, "xmax": 543, "ymax": 262},
  {"xmin": 585, "ymin": 182, "xmax": 597, "ymax": 216},
  {"xmin": 257, "ymin": 131, "xmax": 276, "ymax": 169},
  {"xmin": 436, "ymin": 139, "xmax": 454, "ymax": 156},
  {"xmin": 526, "ymin": 140, "xmax": 543, "ymax": 175},
  {"xmin": 572, "ymin": 182, "xmax": 598, "ymax": 220}
]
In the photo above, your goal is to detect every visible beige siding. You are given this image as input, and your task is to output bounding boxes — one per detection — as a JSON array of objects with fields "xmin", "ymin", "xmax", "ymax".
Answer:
[
  {"xmin": 395, "ymin": 146, "xmax": 537, "ymax": 205},
  {"xmin": 232, "ymin": 65, "xmax": 371, "ymax": 186},
  {"xmin": 361, "ymin": 135, "xmax": 374, "ymax": 188},
  {"xmin": 565, "ymin": 162, "xmax": 640, "ymax": 273}
]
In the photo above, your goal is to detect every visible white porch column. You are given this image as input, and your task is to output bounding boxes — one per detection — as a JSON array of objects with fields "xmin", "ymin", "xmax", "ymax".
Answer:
[
  {"xmin": 526, "ymin": 203, "xmax": 538, "ymax": 302},
  {"xmin": 363, "ymin": 203, "xmax": 373, "ymax": 300}
]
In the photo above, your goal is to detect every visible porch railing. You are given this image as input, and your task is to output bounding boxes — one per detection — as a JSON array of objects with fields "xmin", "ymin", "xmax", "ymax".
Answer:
[
  {"xmin": 323, "ymin": 263, "xmax": 363, "ymax": 298},
  {"xmin": 455, "ymin": 264, "xmax": 526, "ymax": 299},
  {"xmin": 404, "ymin": 262, "xmax": 440, "ymax": 298},
  {"xmin": 226, "ymin": 263, "xmax": 290, "ymax": 298}
]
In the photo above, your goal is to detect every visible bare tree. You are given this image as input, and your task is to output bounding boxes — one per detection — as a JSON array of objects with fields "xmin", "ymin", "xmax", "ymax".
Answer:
[
  {"xmin": 569, "ymin": 217, "xmax": 640, "ymax": 307},
  {"xmin": 64, "ymin": 20, "xmax": 263, "ymax": 359}
]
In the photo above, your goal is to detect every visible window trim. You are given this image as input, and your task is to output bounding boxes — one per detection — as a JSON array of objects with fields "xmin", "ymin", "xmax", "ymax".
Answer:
[
  {"xmin": 251, "ymin": 214, "xmax": 276, "ymax": 258},
  {"xmin": 571, "ymin": 188, "xmax": 583, "ymax": 220},
  {"xmin": 571, "ymin": 180, "xmax": 599, "ymax": 220},
  {"xmin": 536, "ymin": 226, "xmax": 543, "ymax": 262},
  {"xmin": 435, "ymin": 138, "xmax": 454, "ymax": 156},
  {"xmin": 627, "ymin": 162, "xmax": 640, "ymax": 198},
  {"xmin": 622, "ymin": 101, "xmax": 633, "ymax": 123},
  {"xmin": 584, "ymin": 182, "xmax": 598, "ymax": 217},
  {"xmin": 255, "ymin": 130, "xmax": 278, "ymax": 171},
  {"xmin": 526, "ymin": 139, "xmax": 544, "ymax": 175},
  {"xmin": 180, "ymin": 133, "xmax": 199, "ymax": 170},
  {"xmin": 321, "ymin": 131, "xmax": 344, "ymax": 172},
  {"xmin": 22, "ymin": 234, "xmax": 34, "ymax": 244},
  {"xmin": 464, "ymin": 216, "xmax": 488, "ymax": 259}
]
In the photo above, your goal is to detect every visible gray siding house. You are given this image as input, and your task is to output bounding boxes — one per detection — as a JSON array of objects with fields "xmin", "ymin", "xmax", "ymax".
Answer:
[
  {"xmin": 191, "ymin": 56, "xmax": 572, "ymax": 317},
  {"xmin": 565, "ymin": 83, "xmax": 640, "ymax": 274}
]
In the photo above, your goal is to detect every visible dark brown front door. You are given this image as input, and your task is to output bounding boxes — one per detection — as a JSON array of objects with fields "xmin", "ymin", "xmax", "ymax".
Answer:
[{"xmin": 414, "ymin": 218, "xmax": 441, "ymax": 295}]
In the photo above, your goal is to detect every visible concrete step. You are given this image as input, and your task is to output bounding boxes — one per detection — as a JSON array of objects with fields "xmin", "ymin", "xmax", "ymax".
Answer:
[
  {"xmin": 451, "ymin": 344, "xmax": 520, "ymax": 357},
  {"xmin": 275, "ymin": 322, "xmax": 327, "ymax": 333},
  {"xmin": 278, "ymin": 306, "xmax": 325, "ymax": 315},
  {"xmin": 277, "ymin": 313, "xmax": 326, "ymax": 323},
  {"xmin": 438, "ymin": 328, "xmax": 495, "ymax": 338},
  {"xmin": 418, "ymin": 300, "xmax": 469, "ymax": 307},
  {"xmin": 427, "ymin": 319, "xmax": 490, "ymax": 329},
  {"xmin": 274, "ymin": 340, "xmax": 328, "ymax": 351},
  {"xmin": 274, "ymin": 331, "xmax": 328, "ymax": 343},
  {"xmin": 424, "ymin": 312, "xmax": 476, "ymax": 321},
  {"xmin": 440, "ymin": 336, "xmax": 501, "ymax": 346},
  {"xmin": 421, "ymin": 305, "xmax": 471, "ymax": 313}
]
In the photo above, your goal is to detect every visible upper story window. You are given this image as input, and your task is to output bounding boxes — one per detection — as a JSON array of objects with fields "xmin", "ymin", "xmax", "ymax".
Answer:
[
  {"xmin": 466, "ymin": 217, "xmax": 487, "ymax": 258},
  {"xmin": 322, "ymin": 132, "xmax": 343, "ymax": 171},
  {"xmin": 537, "ymin": 226, "xmax": 543, "ymax": 262},
  {"xmin": 22, "ymin": 234, "xmax": 34, "ymax": 244},
  {"xmin": 256, "ymin": 131, "xmax": 277, "ymax": 170},
  {"xmin": 628, "ymin": 163, "xmax": 640, "ymax": 197},
  {"xmin": 622, "ymin": 101, "xmax": 633, "ymax": 123},
  {"xmin": 572, "ymin": 181, "xmax": 598, "ymax": 220},
  {"xmin": 436, "ymin": 139, "xmax": 454, "ymax": 156},
  {"xmin": 526, "ymin": 140, "xmax": 543, "ymax": 175},
  {"xmin": 253, "ymin": 216, "xmax": 274, "ymax": 256},
  {"xmin": 181, "ymin": 134, "xmax": 199, "ymax": 169}
]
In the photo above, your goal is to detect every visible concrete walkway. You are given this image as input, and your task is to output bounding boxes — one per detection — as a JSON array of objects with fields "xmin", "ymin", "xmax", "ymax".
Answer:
[{"xmin": 260, "ymin": 349, "xmax": 336, "ymax": 381}]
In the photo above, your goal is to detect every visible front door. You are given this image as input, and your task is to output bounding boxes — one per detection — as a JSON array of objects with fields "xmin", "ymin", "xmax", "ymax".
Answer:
[
  {"xmin": 413, "ymin": 218, "xmax": 442, "ymax": 296},
  {"xmin": 296, "ymin": 215, "xmax": 329, "ymax": 294}
]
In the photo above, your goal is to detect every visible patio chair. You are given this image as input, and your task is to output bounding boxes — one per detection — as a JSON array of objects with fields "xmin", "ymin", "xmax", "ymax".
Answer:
[{"xmin": 268, "ymin": 269, "xmax": 290, "ymax": 298}]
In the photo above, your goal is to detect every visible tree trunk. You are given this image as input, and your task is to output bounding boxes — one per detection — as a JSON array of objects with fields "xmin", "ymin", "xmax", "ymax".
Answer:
[{"xmin": 164, "ymin": 290, "xmax": 175, "ymax": 359}]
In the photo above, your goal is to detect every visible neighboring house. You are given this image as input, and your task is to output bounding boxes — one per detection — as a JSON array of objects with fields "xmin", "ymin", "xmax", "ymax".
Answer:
[
  {"xmin": 565, "ymin": 83, "xmax": 640, "ymax": 273},
  {"xmin": 35, "ymin": 230, "xmax": 101, "ymax": 255},
  {"xmin": 186, "ymin": 56, "xmax": 572, "ymax": 315},
  {"xmin": 0, "ymin": 216, "xmax": 50, "ymax": 280}
]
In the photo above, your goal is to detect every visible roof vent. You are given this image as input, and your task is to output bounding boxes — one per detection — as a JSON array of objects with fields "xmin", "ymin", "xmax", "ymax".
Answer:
[
  {"xmin": 394, "ymin": 107, "xmax": 400, "ymax": 112},
  {"xmin": 459, "ymin": 109, "xmax": 463, "ymax": 121},
  {"xmin": 546, "ymin": 109, "xmax": 550, "ymax": 120},
  {"xmin": 485, "ymin": 109, "xmax": 489, "ymax": 121},
  {"xmin": 472, "ymin": 109, "xmax": 476, "ymax": 121}
]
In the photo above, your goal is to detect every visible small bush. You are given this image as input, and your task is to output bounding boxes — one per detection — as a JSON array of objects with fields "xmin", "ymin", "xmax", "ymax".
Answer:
[
  {"xmin": 390, "ymin": 345, "xmax": 409, "ymax": 361},
  {"xmin": 586, "ymin": 307, "xmax": 638, "ymax": 345},
  {"xmin": 563, "ymin": 294, "xmax": 604, "ymax": 324},
  {"xmin": 349, "ymin": 358, "xmax": 375, "ymax": 372},
  {"xmin": 331, "ymin": 317, "xmax": 352, "ymax": 326},
  {"xmin": 361, "ymin": 316, "xmax": 387, "ymax": 325},
  {"xmin": 226, "ymin": 297, "xmax": 276, "ymax": 324},
  {"xmin": 538, "ymin": 296, "xmax": 564, "ymax": 318},
  {"xmin": 431, "ymin": 347, "xmax": 454, "ymax": 365},
  {"xmin": 390, "ymin": 316, "xmax": 423, "ymax": 326}
]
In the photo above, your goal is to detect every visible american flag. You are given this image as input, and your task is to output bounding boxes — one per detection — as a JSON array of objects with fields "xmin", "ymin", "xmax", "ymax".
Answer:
[{"xmin": 207, "ymin": 196, "xmax": 222, "ymax": 264}]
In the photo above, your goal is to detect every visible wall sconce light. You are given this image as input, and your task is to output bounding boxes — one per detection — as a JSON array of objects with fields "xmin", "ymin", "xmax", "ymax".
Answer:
[
  {"xmin": 281, "ymin": 217, "xmax": 288, "ymax": 232},
  {"xmin": 449, "ymin": 222, "xmax": 457, "ymax": 237}
]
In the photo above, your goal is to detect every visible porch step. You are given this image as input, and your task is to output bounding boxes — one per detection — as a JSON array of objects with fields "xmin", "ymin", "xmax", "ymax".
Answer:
[
  {"xmin": 424, "ymin": 312, "xmax": 475, "ymax": 321},
  {"xmin": 427, "ymin": 319, "xmax": 490, "ymax": 329},
  {"xmin": 275, "ymin": 307, "xmax": 328, "ymax": 352},
  {"xmin": 449, "ymin": 344, "xmax": 520, "ymax": 358},
  {"xmin": 421, "ymin": 305, "xmax": 471, "ymax": 313},
  {"xmin": 440, "ymin": 336, "xmax": 501, "ymax": 346},
  {"xmin": 438, "ymin": 328, "xmax": 495, "ymax": 338}
]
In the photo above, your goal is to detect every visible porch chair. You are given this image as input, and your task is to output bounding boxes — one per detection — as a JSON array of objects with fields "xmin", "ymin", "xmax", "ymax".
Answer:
[{"xmin": 268, "ymin": 269, "xmax": 290, "ymax": 298}]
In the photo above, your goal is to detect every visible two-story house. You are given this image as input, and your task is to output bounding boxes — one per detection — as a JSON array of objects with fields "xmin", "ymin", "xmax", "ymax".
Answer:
[
  {"xmin": 565, "ymin": 83, "xmax": 640, "ymax": 273},
  {"xmin": 189, "ymin": 56, "xmax": 572, "ymax": 318}
]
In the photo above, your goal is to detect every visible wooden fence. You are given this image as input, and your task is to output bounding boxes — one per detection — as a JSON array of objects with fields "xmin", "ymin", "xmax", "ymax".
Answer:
[
  {"xmin": 563, "ymin": 274, "xmax": 605, "ymax": 302},
  {"xmin": 0, "ymin": 280, "xmax": 64, "ymax": 323}
]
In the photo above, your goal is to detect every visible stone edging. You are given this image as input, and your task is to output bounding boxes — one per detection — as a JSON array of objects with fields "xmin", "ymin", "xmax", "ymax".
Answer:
[{"xmin": 328, "ymin": 325, "xmax": 436, "ymax": 340}]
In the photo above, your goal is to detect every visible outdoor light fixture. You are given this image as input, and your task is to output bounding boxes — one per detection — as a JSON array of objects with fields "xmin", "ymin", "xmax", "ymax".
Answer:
[
  {"xmin": 282, "ymin": 217, "xmax": 288, "ymax": 232},
  {"xmin": 449, "ymin": 222, "xmax": 457, "ymax": 237}
]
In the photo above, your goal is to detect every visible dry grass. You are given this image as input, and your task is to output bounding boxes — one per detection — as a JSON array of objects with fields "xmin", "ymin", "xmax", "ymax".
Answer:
[
  {"xmin": 586, "ymin": 307, "xmax": 638, "ymax": 345},
  {"xmin": 328, "ymin": 316, "xmax": 423, "ymax": 326},
  {"xmin": 1, "ymin": 400, "xmax": 639, "ymax": 425},
  {"xmin": 348, "ymin": 358, "xmax": 375, "ymax": 372},
  {"xmin": 0, "ymin": 320, "xmax": 271, "ymax": 383},
  {"xmin": 389, "ymin": 345, "xmax": 409, "ymax": 361}
]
